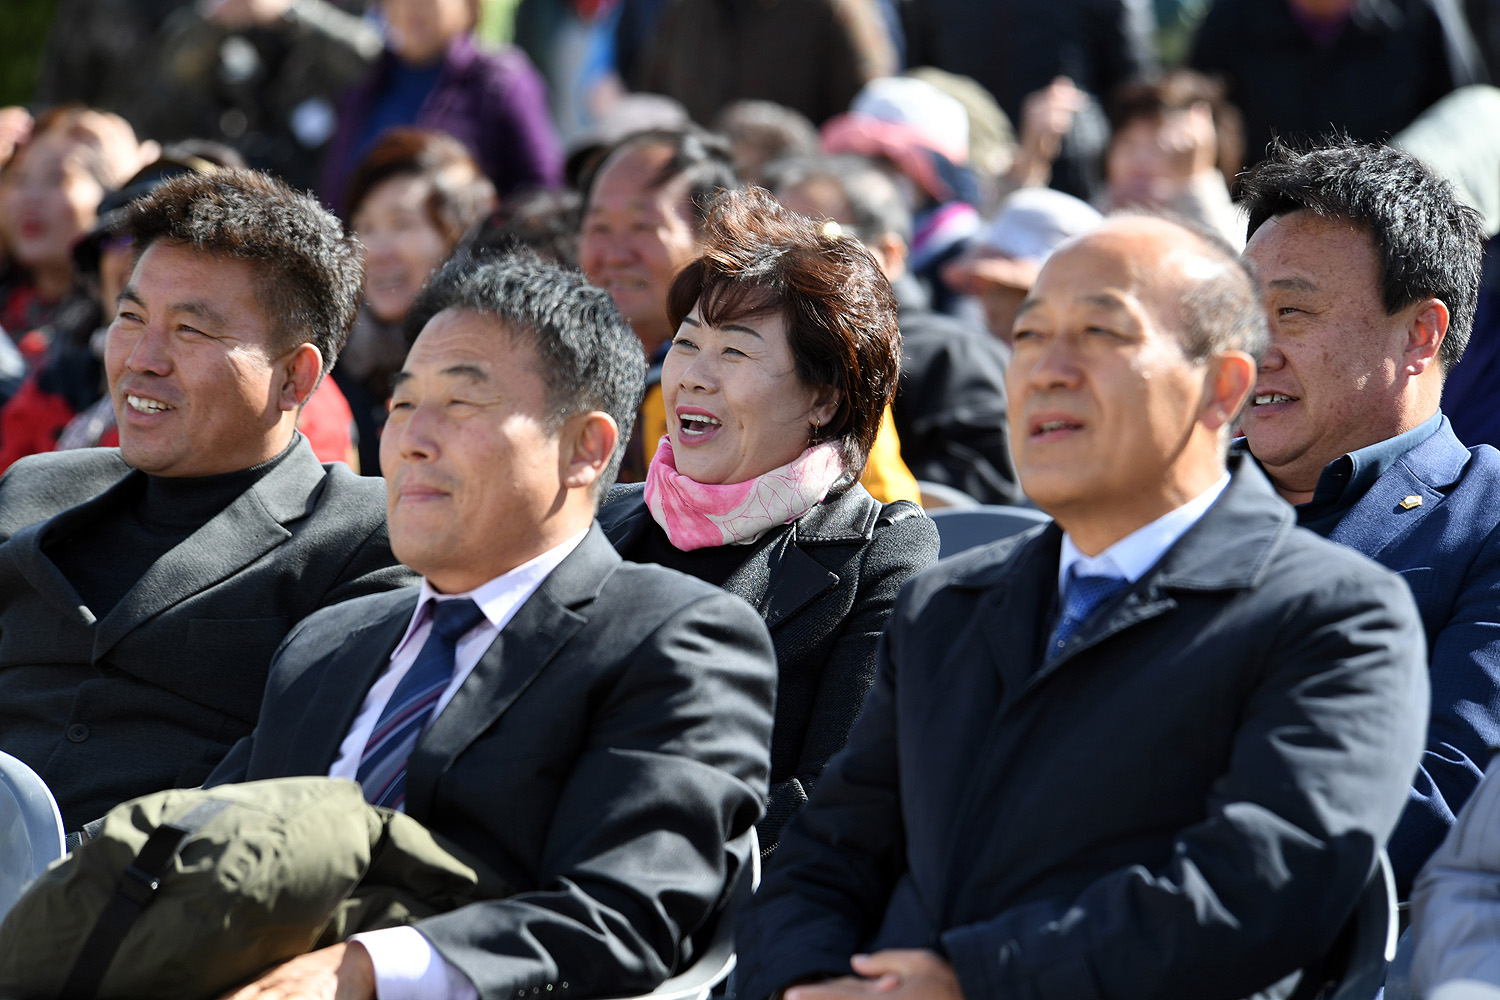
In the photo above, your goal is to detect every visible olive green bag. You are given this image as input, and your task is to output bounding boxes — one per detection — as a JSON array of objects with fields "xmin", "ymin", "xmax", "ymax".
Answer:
[{"xmin": 0, "ymin": 776, "xmax": 511, "ymax": 1000}]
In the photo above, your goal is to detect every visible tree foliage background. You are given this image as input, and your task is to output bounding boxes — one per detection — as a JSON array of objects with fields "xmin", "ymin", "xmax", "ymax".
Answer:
[{"xmin": 0, "ymin": 0, "xmax": 54, "ymax": 107}]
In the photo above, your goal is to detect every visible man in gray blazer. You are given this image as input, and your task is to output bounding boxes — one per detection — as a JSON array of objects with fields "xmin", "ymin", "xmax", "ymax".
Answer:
[{"xmin": 0, "ymin": 169, "xmax": 413, "ymax": 830}]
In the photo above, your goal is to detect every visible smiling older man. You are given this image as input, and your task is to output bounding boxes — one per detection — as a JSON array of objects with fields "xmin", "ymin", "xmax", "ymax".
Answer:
[
  {"xmin": 0, "ymin": 169, "xmax": 412, "ymax": 830},
  {"xmin": 1237, "ymin": 139, "xmax": 1500, "ymax": 897}
]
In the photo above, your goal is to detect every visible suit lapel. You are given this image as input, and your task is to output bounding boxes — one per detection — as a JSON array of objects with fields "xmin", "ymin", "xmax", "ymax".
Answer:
[
  {"xmin": 91, "ymin": 440, "xmax": 327, "ymax": 660},
  {"xmin": 1327, "ymin": 421, "xmax": 1467, "ymax": 559},
  {"xmin": 285, "ymin": 601, "xmax": 417, "ymax": 775},
  {"xmin": 6, "ymin": 468, "xmax": 148, "ymax": 627},
  {"xmin": 403, "ymin": 527, "xmax": 616, "ymax": 821}
]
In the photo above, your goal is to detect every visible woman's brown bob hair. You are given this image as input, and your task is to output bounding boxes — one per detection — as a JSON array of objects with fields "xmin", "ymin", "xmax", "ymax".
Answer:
[
  {"xmin": 666, "ymin": 187, "xmax": 901, "ymax": 479},
  {"xmin": 343, "ymin": 127, "xmax": 496, "ymax": 246}
]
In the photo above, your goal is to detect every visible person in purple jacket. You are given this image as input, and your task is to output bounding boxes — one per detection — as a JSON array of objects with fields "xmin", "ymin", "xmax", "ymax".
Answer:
[{"xmin": 320, "ymin": 0, "xmax": 563, "ymax": 211}]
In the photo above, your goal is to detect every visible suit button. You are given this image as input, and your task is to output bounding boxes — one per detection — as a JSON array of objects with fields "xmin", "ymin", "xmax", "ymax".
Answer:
[{"xmin": 66, "ymin": 723, "xmax": 89, "ymax": 743}]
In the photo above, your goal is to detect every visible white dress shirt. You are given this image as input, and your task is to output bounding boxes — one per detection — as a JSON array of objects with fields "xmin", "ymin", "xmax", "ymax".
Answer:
[
  {"xmin": 335, "ymin": 530, "xmax": 588, "ymax": 1000},
  {"xmin": 1056, "ymin": 474, "xmax": 1231, "ymax": 594}
]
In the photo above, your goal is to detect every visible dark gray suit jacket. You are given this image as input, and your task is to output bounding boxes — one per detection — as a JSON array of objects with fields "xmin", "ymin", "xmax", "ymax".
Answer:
[
  {"xmin": 207, "ymin": 525, "xmax": 777, "ymax": 1000},
  {"xmin": 0, "ymin": 439, "xmax": 414, "ymax": 828},
  {"xmin": 737, "ymin": 459, "xmax": 1431, "ymax": 1000}
]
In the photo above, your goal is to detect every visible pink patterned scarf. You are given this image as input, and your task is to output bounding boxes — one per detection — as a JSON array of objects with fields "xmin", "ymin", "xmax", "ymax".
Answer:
[{"xmin": 643, "ymin": 436, "xmax": 846, "ymax": 551}]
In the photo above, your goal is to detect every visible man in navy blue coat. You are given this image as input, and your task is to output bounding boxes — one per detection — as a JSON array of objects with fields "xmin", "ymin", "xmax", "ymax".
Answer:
[
  {"xmin": 734, "ymin": 215, "xmax": 1430, "ymax": 999},
  {"xmin": 1238, "ymin": 139, "xmax": 1500, "ymax": 897}
]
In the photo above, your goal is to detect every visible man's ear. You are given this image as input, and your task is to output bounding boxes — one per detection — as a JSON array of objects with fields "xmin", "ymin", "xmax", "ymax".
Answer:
[
  {"xmin": 561, "ymin": 411, "xmax": 620, "ymax": 491},
  {"xmin": 1202, "ymin": 350, "xmax": 1255, "ymax": 432},
  {"xmin": 1403, "ymin": 297, "xmax": 1449, "ymax": 376},
  {"xmin": 278, "ymin": 344, "xmax": 325, "ymax": 412}
]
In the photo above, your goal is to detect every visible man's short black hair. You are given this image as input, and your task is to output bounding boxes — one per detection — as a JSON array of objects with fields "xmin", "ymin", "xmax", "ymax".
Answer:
[
  {"xmin": 585, "ymin": 127, "xmax": 738, "ymax": 230},
  {"xmin": 123, "ymin": 168, "xmax": 363, "ymax": 376},
  {"xmin": 405, "ymin": 251, "xmax": 647, "ymax": 499},
  {"xmin": 764, "ymin": 154, "xmax": 913, "ymax": 245},
  {"xmin": 1238, "ymin": 138, "xmax": 1485, "ymax": 374}
]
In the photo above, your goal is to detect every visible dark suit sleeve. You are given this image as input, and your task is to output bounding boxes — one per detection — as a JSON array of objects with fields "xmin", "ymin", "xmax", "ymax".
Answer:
[
  {"xmin": 413, "ymin": 591, "xmax": 776, "ymax": 1000},
  {"xmin": 761, "ymin": 510, "xmax": 938, "ymax": 848},
  {"xmin": 318, "ymin": 520, "xmax": 416, "ymax": 608},
  {"xmin": 1389, "ymin": 528, "xmax": 1500, "ymax": 895},
  {"xmin": 735, "ymin": 605, "xmax": 914, "ymax": 1000},
  {"xmin": 938, "ymin": 571, "xmax": 1429, "ymax": 999}
]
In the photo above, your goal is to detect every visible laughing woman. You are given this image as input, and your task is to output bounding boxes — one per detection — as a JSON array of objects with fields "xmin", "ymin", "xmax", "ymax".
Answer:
[{"xmin": 598, "ymin": 187, "xmax": 938, "ymax": 852}]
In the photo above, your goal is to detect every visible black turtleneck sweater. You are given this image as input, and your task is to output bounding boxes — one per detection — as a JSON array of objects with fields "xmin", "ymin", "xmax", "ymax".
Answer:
[{"xmin": 45, "ymin": 438, "xmax": 300, "ymax": 619}]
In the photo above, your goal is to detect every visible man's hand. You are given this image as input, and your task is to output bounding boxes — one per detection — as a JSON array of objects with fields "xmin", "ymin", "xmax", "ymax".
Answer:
[
  {"xmin": 219, "ymin": 943, "xmax": 376, "ymax": 1000},
  {"xmin": 786, "ymin": 950, "xmax": 964, "ymax": 1000}
]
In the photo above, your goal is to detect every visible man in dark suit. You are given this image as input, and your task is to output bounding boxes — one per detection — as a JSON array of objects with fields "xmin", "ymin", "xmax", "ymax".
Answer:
[
  {"xmin": 0, "ymin": 169, "xmax": 412, "ymax": 830},
  {"xmin": 1238, "ymin": 139, "xmax": 1500, "ymax": 896},
  {"xmin": 206, "ymin": 252, "xmax": 777, "ymax": 1000},
  {"xmin": 734, "ymin": 215, "xmax": 1430, "ymax": 999}
]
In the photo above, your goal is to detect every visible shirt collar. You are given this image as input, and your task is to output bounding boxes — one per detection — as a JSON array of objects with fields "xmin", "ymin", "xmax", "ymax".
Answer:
[
  {"xmin": 394, "ymin": 529, "xmax": 590, "ymax": 653},
  {"xmin": 1297, "ymin": 411, "xmax": 1443, "ymax": 529},
  {"xmin": 1058, "ymin": 472, "xmax": 1231, "ymax": 593}
]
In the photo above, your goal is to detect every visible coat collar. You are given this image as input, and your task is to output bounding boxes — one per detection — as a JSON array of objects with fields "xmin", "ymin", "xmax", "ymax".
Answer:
[
  {"xmin": 956, "ymin": 456, "xmax": 1292, "ymax": 691},
  {"xmin": 597, "ymin": 483, "xmax": 886, "ymax": 630},
  {"xmin": 9, "ymin": 438, "xmax": 331, "ymax": 658},
  {"xmin": 1326, "ymin": 414, "xmax": 1470, "ymax": 557}
]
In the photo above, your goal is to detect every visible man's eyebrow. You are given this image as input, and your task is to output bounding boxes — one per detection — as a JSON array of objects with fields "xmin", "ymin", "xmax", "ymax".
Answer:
[
  {"xmin": 118, "ymin": 286, "xmax": 144, "ymax": 308},
  {"xmin": 1078, "ymin": 293, "xmax": 1131, "ymax": 311},
  {"xmin": 172, "ymin": 298, "xmax": 232, "ymax": 329},
  {"xmin": 389, "ymin": 364, "xmax": 491, "ymax": 389},
  {"xmin": 1267, "ymin": 276, "xmax": 1318, "ymax": 293},
  {"xmin": 440, "ymin": 364, "xmax": 490, "ymax": 381}
]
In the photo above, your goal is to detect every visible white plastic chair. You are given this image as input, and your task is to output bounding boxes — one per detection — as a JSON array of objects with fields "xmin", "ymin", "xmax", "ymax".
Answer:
[
  {"xmin": 0, "ymin": 751, "xmax": 66, "ymax": 924},
  {"xmin": 1288, "ymin": 850, "xmax": 1399, "ymax": 1000},
  {"xmin": 604, "ymin": 828, "xmax": 760, "ymax": 1000}
]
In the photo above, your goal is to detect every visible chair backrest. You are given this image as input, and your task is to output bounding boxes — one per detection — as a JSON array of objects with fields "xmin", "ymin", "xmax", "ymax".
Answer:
[
  {"xmin": 0, "ymin": 752, "xmax": 66, "ymax": 923},
  {"xmin": 1287, "ymin": 850, "xmax": 1398, "ymax": 1000},
  {"xmin": 601, "ymin": 827, "xmax": 760, "ymax": 1000},
  {"xmin": 916, "ymin": 480, "xmax": 981, "ymax": 510},
  {"xmin": 928, "ymin": 505, "xmax": 1052, "ymax": 559}
]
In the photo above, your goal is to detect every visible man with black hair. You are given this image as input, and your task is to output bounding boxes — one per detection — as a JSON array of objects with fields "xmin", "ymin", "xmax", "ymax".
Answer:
[
  {"xmin": 1238, "ymin": 138, "xmax": 1500, "ymax": 897},
  {"xmin": 0, "ymin": 168, "xmax": 412, "ymax": 830},
  {"xmin": 771, "ymin": 154, "xmax": 1023, "ymax": 504},
  {"xmin": 205, "ymin": 251, "xmax": 777, "ymax": 1000}
]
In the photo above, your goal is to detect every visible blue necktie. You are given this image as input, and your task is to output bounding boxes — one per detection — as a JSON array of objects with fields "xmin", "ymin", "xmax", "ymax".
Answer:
[
  {"xmin": 1050, "ymin": 572, "xmax": 1129, "ymax": 654},
  {"xmin": 356, "ymin": 598, "xmax": 486, "ymax": 809}
]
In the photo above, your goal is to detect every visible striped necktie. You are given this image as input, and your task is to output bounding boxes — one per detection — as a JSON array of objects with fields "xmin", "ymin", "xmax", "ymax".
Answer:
[
  {"xmin": 1049, "ymin": 572, "xmax": 1129, "ymax": 654},
  {"xmin": 356, "ymin": 598, "xmax": 486, "ymax": 809}
]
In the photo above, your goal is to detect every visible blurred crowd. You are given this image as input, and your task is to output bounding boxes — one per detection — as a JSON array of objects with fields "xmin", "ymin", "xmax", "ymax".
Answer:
[
  {"xmin": 10, "ymin": 2, "xmax": 1500, "ymax": 996},
  {"xmin": 5, "ymin": 0, "xmax": 1500, "ymax": 480}
]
